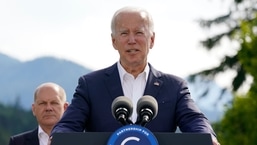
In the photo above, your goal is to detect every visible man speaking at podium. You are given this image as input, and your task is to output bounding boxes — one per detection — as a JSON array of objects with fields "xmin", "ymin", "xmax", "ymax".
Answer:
[{"xmin": 51, "ymin": 6, "xmax": 220, "ymax": 145}]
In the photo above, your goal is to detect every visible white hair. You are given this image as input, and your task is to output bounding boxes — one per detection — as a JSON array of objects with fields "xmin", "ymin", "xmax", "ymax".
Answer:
[{"xmin": 111, "ymin": 6, "xmax": 154, "ymax": 35}]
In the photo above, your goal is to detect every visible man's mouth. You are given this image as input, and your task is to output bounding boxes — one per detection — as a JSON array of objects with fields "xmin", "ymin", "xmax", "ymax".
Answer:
[{"xmin": 127, "ymin": 49, "xmax": 139, "ymax": 53}]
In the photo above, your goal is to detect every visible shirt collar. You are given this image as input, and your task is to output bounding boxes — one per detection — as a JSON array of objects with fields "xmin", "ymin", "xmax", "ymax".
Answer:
[
  {"xmin": 117, "ymin": 61, "xmax": 149, "ymax": 83},
  {"xmin": 38, "ymin": 125, "xmax": 48, "ymax": 137}
]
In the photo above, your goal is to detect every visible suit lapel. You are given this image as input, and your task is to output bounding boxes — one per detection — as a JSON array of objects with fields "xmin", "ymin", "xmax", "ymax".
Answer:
[
  {"xmin": 26, "ymin": 128, "xmax": 40, "ymax": 145},
  {"xmin": 144, "ymin": 64, "xmax": 163, "ymax": 98},
  {"xmin": 104, "ymin": 63, "xmax": 124, "ymax": 100}
]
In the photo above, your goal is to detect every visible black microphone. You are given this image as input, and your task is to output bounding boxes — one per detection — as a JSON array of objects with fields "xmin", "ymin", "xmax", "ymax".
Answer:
[
  {"xmin": 135, "ymin": 95, "xmax": 158, "ymax": 127},
  {"xmin": 111, "ymin": 96, "xmax": 133, "ymax": 126}
]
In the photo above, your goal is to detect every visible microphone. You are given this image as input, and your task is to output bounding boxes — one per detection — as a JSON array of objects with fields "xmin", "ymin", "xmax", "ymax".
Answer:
[
  {"xmin": 135, "ymin": 95, "xmax": 158, "ymax": 127},
  {"xmin": 111, "ymin": 96, "xmax": 133, "ymax": 126}
]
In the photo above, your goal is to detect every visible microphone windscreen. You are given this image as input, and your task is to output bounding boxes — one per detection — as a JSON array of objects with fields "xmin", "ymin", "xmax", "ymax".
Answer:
[
  {"xmin": 136, "ymin": 95, "xmax": 158, "ymax": 119},
  {"xmin": 111, "ymin": 96, "xmax": 133, "ymax": 119}
]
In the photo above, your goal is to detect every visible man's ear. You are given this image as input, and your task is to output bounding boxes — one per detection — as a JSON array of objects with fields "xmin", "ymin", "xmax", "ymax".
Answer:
[
  {"xmin": 111, "ymin": 34, "xmax": 118, "ymax": 50},
  {"xmin": 32, "ymin": 104, "xmax": 36, "ymax": 116},
  {"xmin": 64, "ymin": 102, "xmax": 69, "ymax": 110},
  {"xmin": 150, "ymin": 32, "xmax": 155, "ymax": 49}
]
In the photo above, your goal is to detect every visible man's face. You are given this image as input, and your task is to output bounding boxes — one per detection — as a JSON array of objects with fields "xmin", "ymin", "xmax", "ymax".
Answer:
[
  {"xmin": 112, "ymin": 11, "xmax": 155, "ymax": 68},
  {"xmin": 32, "ymin": 86, "xmax": 67, "ymax": 128}
]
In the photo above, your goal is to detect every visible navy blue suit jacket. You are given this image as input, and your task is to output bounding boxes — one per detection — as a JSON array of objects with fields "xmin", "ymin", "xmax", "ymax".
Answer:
[
  {"xmin": 8, "ymin": 128, "xmax": 39, "ymax": 145},
  {"xmin": 51, "ymin": 63, "xmax": 216, "ymax": 136}
]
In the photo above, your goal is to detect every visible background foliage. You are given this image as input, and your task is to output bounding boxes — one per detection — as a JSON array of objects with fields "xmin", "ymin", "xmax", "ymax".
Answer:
[
  {"xmin": 0, "ymin": 101, "xmax": 37, "ymax": 145},
  {"xmin": 190, "ymin": 0, "xmax": 257, "ymax": 144}
]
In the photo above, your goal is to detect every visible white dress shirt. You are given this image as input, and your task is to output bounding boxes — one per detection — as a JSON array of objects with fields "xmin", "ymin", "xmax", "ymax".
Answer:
[
  {"xmin": 117, "ymin": 61, "xmax": 149, "ymax": 123},
  {"xmin": 38, "ymin": 125, "xmax": 49, "ymax": 145}
]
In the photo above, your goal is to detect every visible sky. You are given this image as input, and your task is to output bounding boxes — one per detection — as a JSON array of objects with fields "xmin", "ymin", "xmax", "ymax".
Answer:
[{"xmin": 0, "ymin": 0, "xmax": 233, "ymax": 87}]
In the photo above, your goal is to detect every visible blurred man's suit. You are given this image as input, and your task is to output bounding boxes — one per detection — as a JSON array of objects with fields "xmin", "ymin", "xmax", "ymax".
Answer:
[{"xmin": 8, "ymin": 128, "xmax": 39, "ymax": 145}]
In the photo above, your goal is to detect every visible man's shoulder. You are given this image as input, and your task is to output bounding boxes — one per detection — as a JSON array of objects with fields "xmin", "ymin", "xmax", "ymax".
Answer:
[
  {"xmin": 82, "ymin": 63, "xmax": 117, "ymax": 77},
  {"xmin": 11, "ymin": 128, "xmax": 37, "ymax": 139},
  {"xmin": 149, "ymin": 64, "xmax": 185, "ymax": 81},
  {"xmin": 9, "ymin": 128, "xmax": 38, "ymax": 145}
]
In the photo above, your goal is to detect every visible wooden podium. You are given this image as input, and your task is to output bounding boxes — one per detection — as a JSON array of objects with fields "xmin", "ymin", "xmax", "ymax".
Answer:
[{"xmin": 51, "ymin": 132, "xmax": 213, "ymax": 145}]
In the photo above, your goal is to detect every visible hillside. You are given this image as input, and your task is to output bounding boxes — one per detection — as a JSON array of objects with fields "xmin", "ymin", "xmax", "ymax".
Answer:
[{"xmin": 0, "ymin": 53, "xmax": 91, "ymax": 109}]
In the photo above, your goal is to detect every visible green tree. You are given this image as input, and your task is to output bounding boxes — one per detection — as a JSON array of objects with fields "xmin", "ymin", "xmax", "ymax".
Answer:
[
  {"xmin": 0, "ymin": 98, "xmax": 37, "ymax": 145},
  {"xmin": 190, "ymin": 0, "xmax": 257, "ymax": 144},
  {"xmin": 213, "ymin": 16, "xmax": 257, "ymax": 144},
  {"xmin": 189, "ymin": 0, "xmax": 257, "ymax": 96},
  {"xmin": 213, "ymin": 88, "xmax": 257, "ymax": 145}
]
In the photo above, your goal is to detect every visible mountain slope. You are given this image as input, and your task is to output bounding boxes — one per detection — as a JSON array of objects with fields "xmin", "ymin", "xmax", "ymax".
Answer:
[{"xmin": 0, "ymin": 53, "xmax": 91, "ymax": 109}]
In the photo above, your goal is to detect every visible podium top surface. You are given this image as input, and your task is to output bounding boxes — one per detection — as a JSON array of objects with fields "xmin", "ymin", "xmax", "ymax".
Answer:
[{"xmin": 51, "ymin": 132, "xmax": 212, "ymax": 145}]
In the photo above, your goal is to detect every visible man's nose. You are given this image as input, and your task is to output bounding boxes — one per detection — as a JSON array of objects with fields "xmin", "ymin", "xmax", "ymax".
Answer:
[
  {"xmin": 128, "ymin": 34, "xmax": 136, "ymax": 44},
  {"xmin": 45, "ymin": 104, "xmax": 53, "ymax": 111}
]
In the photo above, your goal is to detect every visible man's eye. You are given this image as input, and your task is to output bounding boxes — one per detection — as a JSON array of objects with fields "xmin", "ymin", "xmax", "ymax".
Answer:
[
  {"xmin": 121, "ymin": 32, "xmax": 128, "ymax": 35},
  {"xmin": 52, "ymin": 102, "xmax": 59, "ymax": 105}
]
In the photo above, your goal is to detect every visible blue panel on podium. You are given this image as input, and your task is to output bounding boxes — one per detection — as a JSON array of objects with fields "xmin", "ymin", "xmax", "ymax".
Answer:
[{"xmin": 107, "ymin": 125, "xmax": 158, "ymax": 145}]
